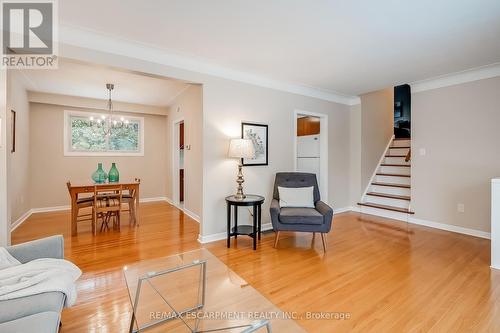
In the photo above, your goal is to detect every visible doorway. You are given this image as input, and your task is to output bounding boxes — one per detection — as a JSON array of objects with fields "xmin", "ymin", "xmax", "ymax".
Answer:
[
  {"xmin": 293, "ymin": 110, "xmax": 328, "ymax": 202},
  {"xmin": 394, "ymin": 84, "xmax": 411, "ymax": 138},
  {"xmin": 173, "ymin": 119, "xmax": 185, "ymax": 207}
]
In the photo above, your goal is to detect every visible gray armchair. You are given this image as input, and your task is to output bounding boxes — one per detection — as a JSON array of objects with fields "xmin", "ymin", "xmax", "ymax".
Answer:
[{"xmin": 270, "ymin": 172, "xmax": 333, "ymax": 251}]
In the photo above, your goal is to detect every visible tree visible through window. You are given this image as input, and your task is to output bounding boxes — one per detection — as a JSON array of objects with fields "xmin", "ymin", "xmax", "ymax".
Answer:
[{"xmin": 65, "ymin": 111, "xmax": 143, "ymax": 155}]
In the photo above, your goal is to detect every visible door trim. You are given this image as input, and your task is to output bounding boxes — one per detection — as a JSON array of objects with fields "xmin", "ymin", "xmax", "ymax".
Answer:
[{"xmin": 293, "ymin": 109, "xmax": 329, "ymax": 203}]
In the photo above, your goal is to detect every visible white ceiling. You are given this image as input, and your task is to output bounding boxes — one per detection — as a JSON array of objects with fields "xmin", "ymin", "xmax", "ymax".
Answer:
[
  {"xmin": 59, "ymin": 0, "xmax": 500, "ymax": 96},
  {"xmin": 22, "ymin": 60, "xmax": 189, "ymax": 107}
]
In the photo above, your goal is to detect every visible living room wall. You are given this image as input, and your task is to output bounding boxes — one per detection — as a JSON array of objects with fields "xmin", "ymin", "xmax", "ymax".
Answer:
[
  {"xmin": 201, "ymin": 77, "xmax": 351, "ymax": 239},
  {"xmin": 60, "ymin": 44, "xmax": 353, "ymax": 241},
  {"xmin": 411, "ymin": 76, "xmax": 500, "ymax": 233},
  {"xmin": 7, "ymin": 71, "xmax": 31, "ymax": 225}
]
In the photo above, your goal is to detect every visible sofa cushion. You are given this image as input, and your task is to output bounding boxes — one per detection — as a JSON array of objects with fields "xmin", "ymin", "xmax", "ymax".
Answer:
[
  {"xmin": 0, "ymin": 292, "xmax": 64, "ymax": 323},
  {"xmin": 279, "ymin": 207, "xmax": 324, "ymax": 225},
  {"xmin": 0, "ymin": 311, "xmax": 60, "ymax": 333}
]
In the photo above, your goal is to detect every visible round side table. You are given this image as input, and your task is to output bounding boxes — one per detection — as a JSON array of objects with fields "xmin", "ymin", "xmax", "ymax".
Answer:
[{"xmin": 225, "ymin": 195, "xmax": 265, "ymax": 250}]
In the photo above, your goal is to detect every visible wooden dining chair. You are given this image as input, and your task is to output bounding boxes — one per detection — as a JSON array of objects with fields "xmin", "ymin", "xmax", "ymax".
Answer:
[
  {"xmin": 93, "ymin": 185, "xmax": 123, "ymax": 235},
  {"xmin": 121, "ymin": 188, "xmax": 137, "ymax": 225},
  {"xmin": 66, "ymin": 181, "xmax": 94, "ymax": 232}
]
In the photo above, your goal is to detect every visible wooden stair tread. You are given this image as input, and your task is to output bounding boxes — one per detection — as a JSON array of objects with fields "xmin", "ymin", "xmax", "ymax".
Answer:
[
  {"xmin": 385, "ymin": 155, "xmax": 407, "ymax": 157},
  {"xmin": 372, "ymin": 182, "xmax": 411, "ymax": 188},
  {"xmin": 381, "ymin": 163, "xmax": 411, "ymax": 167},
  {"xmin": 394, "ymin": 138, "xmax": 411, "ymax": 141},
  {"xmin": 358, "ymin": 202, "xmax": 415, "ymax": 214},
  {"xmin": 389, "ymin": 146, "xmax": 411, "ymax": 149},
  {"xmin": 376, "ymin": 173, "xmax": 411, "ymax": 178},
  {"xmin": 366, "ymin": 192, "xmax": 411, "ymax": 201}
]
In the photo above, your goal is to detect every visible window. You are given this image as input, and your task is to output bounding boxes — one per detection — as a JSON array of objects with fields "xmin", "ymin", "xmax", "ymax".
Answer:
[{"xmin": 64, "ymin": 110, "xmax": 144, "ymax": 156}]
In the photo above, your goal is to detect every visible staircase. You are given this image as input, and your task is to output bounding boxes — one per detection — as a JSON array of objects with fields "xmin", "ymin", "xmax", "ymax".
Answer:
[{"xmin": 358, "ymin": 137, "xmax": 414, "ymax": 218}]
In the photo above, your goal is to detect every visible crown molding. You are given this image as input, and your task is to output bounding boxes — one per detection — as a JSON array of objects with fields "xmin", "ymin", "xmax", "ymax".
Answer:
[
  {"xmin": 411, "ymin": 62, "xmax": 500, "ymax": 93},
  {"xmin": 59, "ymin": 24, "xmax": 359, "ymax": 106}
]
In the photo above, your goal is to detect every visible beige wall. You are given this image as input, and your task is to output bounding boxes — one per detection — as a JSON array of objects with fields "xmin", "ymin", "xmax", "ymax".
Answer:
[
  {"xmin": 7, "ymin": 71, "xmax": 31, "ymax": 223},
  {"xmin": 412, "ymin": 76, "xmax": 500, "ymax": 232},
  {"xmin": 349, "ymin": 103, "xmax": 362, "ymax": 206},
  {"xmin": 360, "ymin": 88, "xmax": 394, "ymax": 191},
  {"xmin": 202, "ymin": 77, "xmax": 351, "ymax": 237},
  {"xmin": 166, "ymin": 85, "xmax": 203, "ymax": 218},
  {"xmin": 29, "ymin": 102, "xmax": 168, "ymax": 208},
  {"xmin": 0, "ymin": 70, "xmax": 8, "ymax": 245}
]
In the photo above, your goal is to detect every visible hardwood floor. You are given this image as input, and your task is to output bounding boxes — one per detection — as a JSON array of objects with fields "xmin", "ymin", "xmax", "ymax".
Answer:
[{"xmin": 12, "ymin": 202, "xmax": 500, "ymax": 332}]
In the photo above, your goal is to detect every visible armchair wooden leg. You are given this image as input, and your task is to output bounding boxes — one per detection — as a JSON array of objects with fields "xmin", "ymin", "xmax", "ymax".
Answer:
[
  {"xmin": 274, "ymin": 231, "xmax": 280, "ymax": 248},
  {"xmin": 321, "ymin": 233, "xmax": 327, "ymax": 252}
]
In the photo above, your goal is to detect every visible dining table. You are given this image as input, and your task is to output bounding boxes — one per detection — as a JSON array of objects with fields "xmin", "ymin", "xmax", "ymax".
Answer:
[{"xmin": 68, "ymin": 179, "xmax": 140, "ymax": 236}]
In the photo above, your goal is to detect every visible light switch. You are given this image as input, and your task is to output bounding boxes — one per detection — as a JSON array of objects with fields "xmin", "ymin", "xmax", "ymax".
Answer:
[
  {"xmin": 419, "ymin": 148, "xmax": 426, "ymax": 156},
  {"xmin": 457, "ymin": 203, "xmax": 465, "ymax": 213}
]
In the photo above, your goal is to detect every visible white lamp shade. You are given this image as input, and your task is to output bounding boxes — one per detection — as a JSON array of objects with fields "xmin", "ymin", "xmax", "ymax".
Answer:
[{"xmin": 228, "ymin": 138, "xmax": 255, "ymax": 159}]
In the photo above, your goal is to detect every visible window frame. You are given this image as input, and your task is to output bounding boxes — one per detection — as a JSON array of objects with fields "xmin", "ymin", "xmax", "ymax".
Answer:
[{"xmin": 63, "ymin": 110, "xmax": 145, "ymax": 157}]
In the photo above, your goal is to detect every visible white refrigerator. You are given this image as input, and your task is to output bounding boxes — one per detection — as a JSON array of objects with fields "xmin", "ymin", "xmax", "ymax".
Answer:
[{"xmin": 296, "ymin": 134, "xmax": 320, "ymax": 180}]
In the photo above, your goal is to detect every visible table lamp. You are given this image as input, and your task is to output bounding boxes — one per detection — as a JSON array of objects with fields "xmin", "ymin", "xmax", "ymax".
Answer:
[{"xmin": 228, "ymin": 138, "xmax": 255, "ymax": 200}]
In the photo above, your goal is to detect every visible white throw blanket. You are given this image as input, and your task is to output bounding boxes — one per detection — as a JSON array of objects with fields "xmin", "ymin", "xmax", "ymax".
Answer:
[{"xmin": 0, "ymin": 248, "xmax": 81, "ymax": 307}]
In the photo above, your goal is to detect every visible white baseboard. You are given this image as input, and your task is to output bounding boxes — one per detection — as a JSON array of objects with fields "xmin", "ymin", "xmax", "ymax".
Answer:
[
  {"xmin": 140, "ymin": 197, "xmax": 168, "ymax": 203},
  {"xmin": 409, "ymin": 217, "xmax": 490, "ymax": 239},
  {"xmin": 354, "ymin": 206, "xmax": 491, "ymax": 239},
  {"xmin": 491, "ymin": 265, "xmax": 500, "ymax": 271},
  {"xmin": 10, "ymin": 210, "xmax": 33, "ymax": 232},
  {"xmin": 198, "ymin": 223, "xmax": 273, "ymax": 244},
  {"xmin": 182, "ymin": 208, "xmax": 200, "ymax": 223}
]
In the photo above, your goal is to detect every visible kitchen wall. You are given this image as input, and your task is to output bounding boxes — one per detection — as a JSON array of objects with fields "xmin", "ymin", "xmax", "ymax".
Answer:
[
  {"xmin": 165, "ymin": 84, "xmax": 203, "ymax": 219},
  {"xmin": 29, "ymin": 100, "xmax": 168, "ymax": 209},
  {"xmin": 411, "ymin": 76, "xmax": 500, "ymax": 232},
  {"xmin": 360, "ymin": 88, "xmax": 394, "ymax": 192}
]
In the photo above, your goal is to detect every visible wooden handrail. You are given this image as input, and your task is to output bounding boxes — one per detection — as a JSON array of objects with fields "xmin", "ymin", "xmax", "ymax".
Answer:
[{"xmin": 405, "ymin": 148, "xmax": 411, "ymax": 162}]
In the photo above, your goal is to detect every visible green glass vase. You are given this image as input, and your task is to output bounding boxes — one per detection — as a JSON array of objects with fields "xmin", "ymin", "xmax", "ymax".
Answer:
[
  {"xmin": 108, "ymin": 163, "xmax": 120, "ymax": 183},
  {"xmin": 92, "ymin": 163, "xmax": 108, "ymax": 183}
]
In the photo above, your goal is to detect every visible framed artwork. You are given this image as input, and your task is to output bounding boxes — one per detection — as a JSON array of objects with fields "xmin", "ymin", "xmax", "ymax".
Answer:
[
  {"xmin": 241, "ymin": 122, "xmax": 268, "ymax": 166},
  {"xmin": 11, "ymin": 110, "xmax": 16, "ymax": 153}
]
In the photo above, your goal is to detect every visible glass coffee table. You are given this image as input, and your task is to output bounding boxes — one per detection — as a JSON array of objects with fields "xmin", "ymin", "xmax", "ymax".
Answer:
[{"xmin": 124, "ymin": 248, "xmax": 306, "ymax": 333}]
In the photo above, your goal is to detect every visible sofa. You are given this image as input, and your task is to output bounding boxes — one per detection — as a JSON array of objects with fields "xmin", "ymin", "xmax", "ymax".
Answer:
[{"xmin": 0, "ymin": 235, "xmax": 65, "ymax": 333}]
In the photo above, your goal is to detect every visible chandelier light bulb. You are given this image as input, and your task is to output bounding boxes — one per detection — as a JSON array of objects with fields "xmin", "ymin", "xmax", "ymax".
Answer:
[{"xmin": 89, "ymin": 116, "xmax": 94, "ymax": 121}]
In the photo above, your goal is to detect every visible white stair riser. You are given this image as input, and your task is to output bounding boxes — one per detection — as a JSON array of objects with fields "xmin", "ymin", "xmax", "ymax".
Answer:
[
  {"xmin": 370, "ymin": 185, "xmax": 411, "ymax": 196},
  {"xmin": 365, "ymin": 195, "xmax": 410, "ymax": 209},
  {"xmin": 384, "ymin": 156, "xmax": 410, "ymax": 165},
  {"xmin": 392, "ymin": 140, "xmax": 411, "ymax": 147},
  {"xmin": 388, "ymin": 147, "xmax": 410, "ymax": 155},
  {"xmin": 356, "ymin": 206, "xmax": 411, "ymax": 222},
  {"xmin": 379, "ymin": 166, "xmax": 411, "ymax": 175},
  {"xmin": 375, "ymin": 175, "xmax": 411, "ymax": 185}
]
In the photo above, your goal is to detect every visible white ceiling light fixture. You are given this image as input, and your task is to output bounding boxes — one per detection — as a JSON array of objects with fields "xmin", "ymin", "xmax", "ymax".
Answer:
[{"xmin": 90, "ymin": 83, "xmax": 129, "ymax": 136}]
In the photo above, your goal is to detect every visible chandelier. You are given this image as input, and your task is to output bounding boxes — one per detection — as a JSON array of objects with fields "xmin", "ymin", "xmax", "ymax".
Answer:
[{"xmin": 89, "ymin": 83, "xmax": 129, "ymax": 136}]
